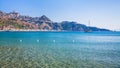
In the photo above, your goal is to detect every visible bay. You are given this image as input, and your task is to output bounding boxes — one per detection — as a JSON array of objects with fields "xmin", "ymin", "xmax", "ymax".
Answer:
[{"xmin": 0, "ymin": 31, "xmax": 120, "ymax": 68}]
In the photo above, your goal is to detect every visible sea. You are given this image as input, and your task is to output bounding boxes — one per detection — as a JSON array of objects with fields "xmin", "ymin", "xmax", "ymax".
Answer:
[{"xmin": 0, "ymin": 31, "xmax": 120, "ymax": 68}]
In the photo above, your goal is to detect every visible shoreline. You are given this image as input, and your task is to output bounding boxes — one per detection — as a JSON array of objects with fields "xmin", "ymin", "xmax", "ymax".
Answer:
[
  {"xmin": 0, "ymin": 29, "xmax": 65, "ymax": 32},
  {"xmin": 0, "ymin": 29, "xmax": 116, "ymax": 32}
]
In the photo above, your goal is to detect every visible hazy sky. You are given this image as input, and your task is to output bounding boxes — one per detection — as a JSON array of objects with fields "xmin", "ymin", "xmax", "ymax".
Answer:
[{"xmin": 0, "ymin": 0, "xmax": 120, "ymax": 30}]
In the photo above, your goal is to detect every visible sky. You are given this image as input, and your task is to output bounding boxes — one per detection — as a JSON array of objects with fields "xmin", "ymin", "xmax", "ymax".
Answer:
[{"xmin": 0, "ymin": 0, "xmax": 120, "ymax": 30}]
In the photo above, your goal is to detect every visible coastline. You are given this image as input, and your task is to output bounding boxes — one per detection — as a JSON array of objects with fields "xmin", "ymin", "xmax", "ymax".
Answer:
[
  {"xmin": 0, "ymin": 29, "xmax": 114, "ymax": 32},
  {"xmin": 0, "ymin": 29, "xmax": 65, "ymax": 32}
]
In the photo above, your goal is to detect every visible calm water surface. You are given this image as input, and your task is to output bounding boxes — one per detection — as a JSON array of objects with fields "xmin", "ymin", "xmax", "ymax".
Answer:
[{"xmin": 0, "ymin": 31, "xmax": 120, "ymax": 68}]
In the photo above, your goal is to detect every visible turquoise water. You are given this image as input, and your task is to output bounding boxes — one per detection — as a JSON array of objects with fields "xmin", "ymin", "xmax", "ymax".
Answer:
[{"xmin": 0, "ymin": 31, "xmax": 120, "ymax": 68}]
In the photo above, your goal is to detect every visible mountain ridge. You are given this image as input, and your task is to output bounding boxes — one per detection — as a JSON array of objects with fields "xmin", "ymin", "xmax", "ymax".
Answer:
[{"xmin": 0, "ymin": 11, "xmax": 110, "ymax": 31}]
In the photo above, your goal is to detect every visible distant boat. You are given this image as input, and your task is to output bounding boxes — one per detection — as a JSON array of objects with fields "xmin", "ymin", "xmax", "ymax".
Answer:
[{"xmin": 84, "ymin": 20, "xmax": 92, "ymax": 33}]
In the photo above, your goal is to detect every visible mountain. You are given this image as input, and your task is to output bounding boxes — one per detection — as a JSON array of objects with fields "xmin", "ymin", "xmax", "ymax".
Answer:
[
  {"xmin": 39, "ymin": 15, "xmax": 52, "ymax": 22},
  {"xmin": 0, "ymin": 11, "xmax": 110, "ymax": 31}
]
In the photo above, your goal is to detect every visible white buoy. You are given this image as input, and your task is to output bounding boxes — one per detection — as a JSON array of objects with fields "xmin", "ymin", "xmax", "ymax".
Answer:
[
  {"xmin": 53, "ymin": 40, "xmax": 55, "ymax": 43},
  {"xmin": 37, "ymin": 40, "xmax": 39, "ymax": 42},
  {"xmin": 20, "ymin": 40, "xmax": 22, "ymax": 42},
  {"xmin": 72, "ymin": 40, "xmax": 75, "ymax": 43}
]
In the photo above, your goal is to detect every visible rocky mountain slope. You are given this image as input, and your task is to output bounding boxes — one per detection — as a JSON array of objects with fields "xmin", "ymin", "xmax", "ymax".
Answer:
[{"xmin": 0, "ymin": 11, "xmax": 110, "ymax": 31}]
